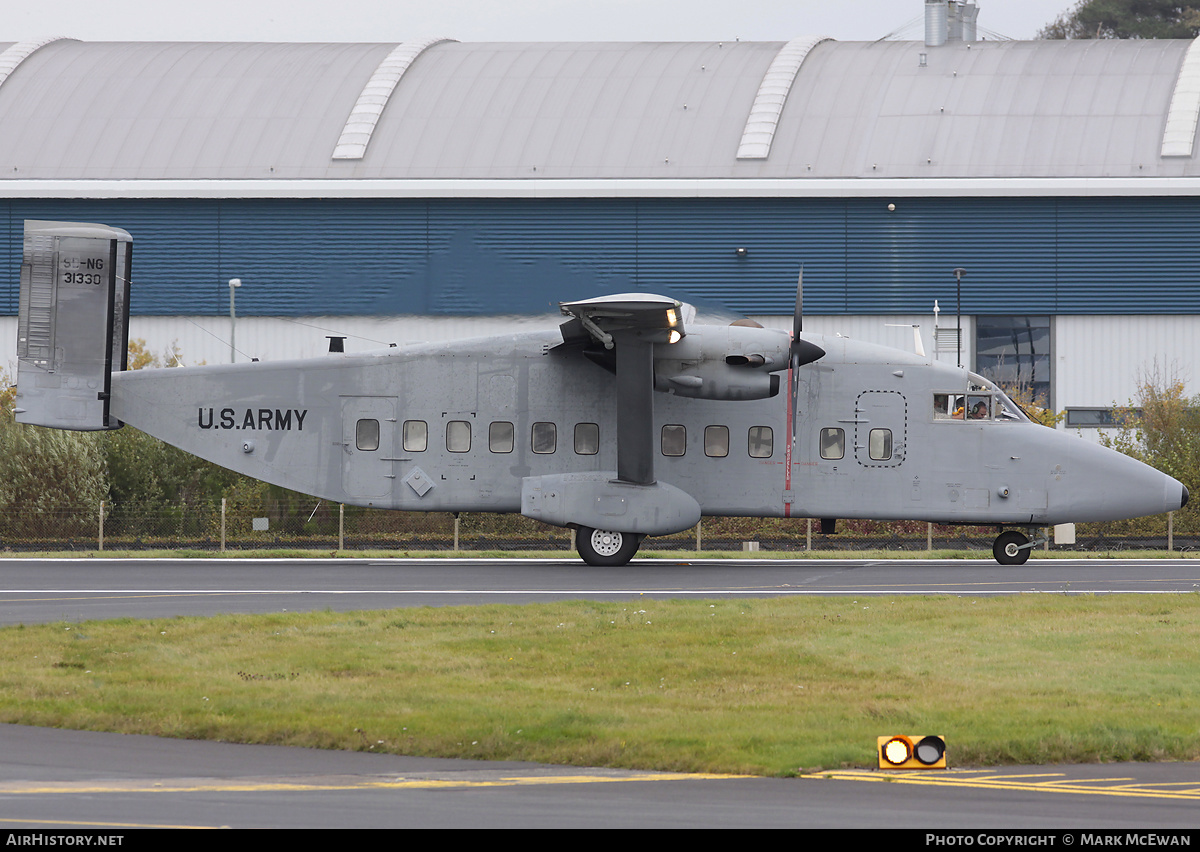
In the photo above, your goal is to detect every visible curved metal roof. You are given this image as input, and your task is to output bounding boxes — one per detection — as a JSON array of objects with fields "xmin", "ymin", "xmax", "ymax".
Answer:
[{"xmin": 0, "ymin": 36, "xmax": 1197, "ymax": 183}]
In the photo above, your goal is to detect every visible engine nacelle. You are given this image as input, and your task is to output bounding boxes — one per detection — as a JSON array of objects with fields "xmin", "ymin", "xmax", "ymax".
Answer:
[{"xmin": 653, "ymin": 324, "xmax": 790, "ymax": 401}]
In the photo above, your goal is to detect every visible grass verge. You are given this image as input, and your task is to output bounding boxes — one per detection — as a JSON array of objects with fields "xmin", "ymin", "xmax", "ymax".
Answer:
[{"xmin": 2, "ymin": 594, "xmax": 1199, "ymax": 775}]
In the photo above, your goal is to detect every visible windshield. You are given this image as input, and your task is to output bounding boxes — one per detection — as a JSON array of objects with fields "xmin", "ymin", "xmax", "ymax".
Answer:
[{"xmin": 967, "ymin": 373, "xmax": 1030, "ymax": 423}]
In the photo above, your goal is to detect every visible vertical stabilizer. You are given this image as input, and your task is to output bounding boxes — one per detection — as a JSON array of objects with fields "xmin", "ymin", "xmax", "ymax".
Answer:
[{"xmin": 15, "ymin": 220, "xmax": 132, "ymax": 430}]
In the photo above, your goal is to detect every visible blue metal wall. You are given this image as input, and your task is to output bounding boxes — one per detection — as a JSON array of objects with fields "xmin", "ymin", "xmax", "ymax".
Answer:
[{"xmin": 3, "ymin": 196, "xmax": 1198, "ymax": 317}]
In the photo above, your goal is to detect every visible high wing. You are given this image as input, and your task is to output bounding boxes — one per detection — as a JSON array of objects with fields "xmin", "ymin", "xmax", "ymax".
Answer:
[{"xmin": 560, "ymin": 294, "xmax": 687, "ymax": 485}]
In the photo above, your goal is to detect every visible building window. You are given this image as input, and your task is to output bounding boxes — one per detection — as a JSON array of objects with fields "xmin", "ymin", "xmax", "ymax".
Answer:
[
  {"xmin": 975, "ymin": 316, "xmax": 1052, "ymax": 408},
  {"xmin": 1066, "ymin": 408, "xmax": 1135, "ymax": 428}
]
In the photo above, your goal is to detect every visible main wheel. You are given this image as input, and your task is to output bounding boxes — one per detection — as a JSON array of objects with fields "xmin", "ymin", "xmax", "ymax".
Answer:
[
  {"xmin": 993, "ymin": 530, "xmax": 1031, "ymax": 565},
  {"xmin": 577, "ymin": 527, "xmax": 641, "ymax": 566}
]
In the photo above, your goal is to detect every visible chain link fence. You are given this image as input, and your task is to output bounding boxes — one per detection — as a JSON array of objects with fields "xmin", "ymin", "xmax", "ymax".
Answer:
[{"xmin": 0, "ymin": 500, "xmax": 1195, "ymax": 554}]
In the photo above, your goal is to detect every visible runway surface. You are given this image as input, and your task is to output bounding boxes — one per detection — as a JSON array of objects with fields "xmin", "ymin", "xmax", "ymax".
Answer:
[
  {"xmin": 0, "ymin": 557, "xmax": 1197, "ymax": 829},
  {"xmin": 1, "ymin": 556, "xmax": 1198, "ymax": 625}
]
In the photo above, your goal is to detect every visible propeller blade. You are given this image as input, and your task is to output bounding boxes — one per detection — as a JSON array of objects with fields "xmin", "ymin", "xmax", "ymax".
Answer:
[{"xmin": 793, "ymin": 266, "xmax": 803, "ymax": 342}]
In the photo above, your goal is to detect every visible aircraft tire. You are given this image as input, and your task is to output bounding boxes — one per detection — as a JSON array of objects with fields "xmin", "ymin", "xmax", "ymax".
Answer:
[
  {"xmin": 577, "ymin": 527, "xmax": 641, "ymax": 566},
  {"xmin": 993, "ymin": 530, "xmax": 1031, "ymax": 565}
]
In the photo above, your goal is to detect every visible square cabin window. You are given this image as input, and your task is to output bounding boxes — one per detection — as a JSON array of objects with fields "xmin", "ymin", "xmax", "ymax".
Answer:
[
  {"xmin": 402, "ymin": 420, "xmax": 427, "ymax": 452},
  {"xmin": 531, "ymin": 421, "xmax": 557, "ymax": 454},
  {"xmin": 820, "ymin": 427, "xmax": 845, "ymax": 460},
  {"xmin": 574, "ymin": 422, "xmax": 599, "ymax": 455},
  {"xmin": 704, "ymin": 425, "xmax": 729, "ymax": 458},
  {"xmin": 356, "ymin": 419, "xmax": 380, "ymax": 452},
  {"xmin": 748, "ymin": 426, "xmax": 773, "ymax": 458},
  {"xmin": 869, "ymin": 428, "xmax": 892, "ymax": 461},
  {"xmin": 661, "ymin": 424, "xmax": 686, "ymax": 456},
  {"xmin": 446, "ymin": 420, "xmax": 471, "ymax": 453},
  {"xmin": 489, "ymin": 421, "xmax": 514, "ymax": 453}
]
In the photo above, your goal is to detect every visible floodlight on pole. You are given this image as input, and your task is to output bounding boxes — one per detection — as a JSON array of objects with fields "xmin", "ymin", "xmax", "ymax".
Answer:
[
  {"xmin": 952, "ymin": 268, "xmax": 966, "ymax": 369},
  {"xmin": 228, "ymin": 278, "xmax": 242, "ymax": 363}
]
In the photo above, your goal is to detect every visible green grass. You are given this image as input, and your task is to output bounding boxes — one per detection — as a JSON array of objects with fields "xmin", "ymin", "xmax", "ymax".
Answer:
[{"xmin": 2, "ymin": 595, "xmax": 1200, "ymax": 775}]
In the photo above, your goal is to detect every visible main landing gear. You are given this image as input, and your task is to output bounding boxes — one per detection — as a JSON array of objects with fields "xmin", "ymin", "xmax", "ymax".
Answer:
[
  {"xmin": 992, "ymin": 528, "xmax": 1047, "ymax": 565},
  {"xmin": 576, "ymin": 527, "xmax": 643, "ymax": 566}
]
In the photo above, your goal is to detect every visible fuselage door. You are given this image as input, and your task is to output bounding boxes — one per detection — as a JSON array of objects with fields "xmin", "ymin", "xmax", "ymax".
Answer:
[
  {"xmin": 853, "ymin": 390, "xmax": 907, "ymax": 468},
  {"xmin": 341, "ymin": 396, "xmax": 397, "ymax": 499}
]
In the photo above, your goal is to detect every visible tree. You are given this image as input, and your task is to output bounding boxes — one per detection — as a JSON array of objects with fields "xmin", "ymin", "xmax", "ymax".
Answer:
[
  {"xmin": 1099, "ymin": 370, "xmax": 1200, "ymax": 515},
  {"xmin": 1040, "ymin": 1, "xmax": 1200, "ymax": 39}
]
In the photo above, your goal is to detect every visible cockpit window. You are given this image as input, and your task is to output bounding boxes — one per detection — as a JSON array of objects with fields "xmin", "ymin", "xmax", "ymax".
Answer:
[
  {"xmin": 966, "ymin": 395, "xmax": 991, "ymax": 420},
  {"xmin": 933, "ymin": 387, "xmax": 1029, "ymax": 424},
  {"xmin": 934, "ymin": 393, "xmax": 966, "ymax": 420}
]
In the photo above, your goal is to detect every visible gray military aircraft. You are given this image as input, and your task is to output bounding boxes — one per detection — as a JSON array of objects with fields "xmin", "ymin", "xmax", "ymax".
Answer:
[{"xmin": 12, "ymin": 220, "xmax": 1189, "ymax": 565}]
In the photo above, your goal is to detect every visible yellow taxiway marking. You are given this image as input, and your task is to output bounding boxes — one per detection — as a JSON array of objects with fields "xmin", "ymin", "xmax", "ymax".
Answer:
[
  {"xmin": 0, "ymin": 771, "xmax": 744, "ymax": 796},
  {"xmin": 0, "ymin": 816, "xmax": 220, "ymax": 829},
  {"xmin": 811, "ymin": 769, "xmax": 1200, "ymax": 801}
]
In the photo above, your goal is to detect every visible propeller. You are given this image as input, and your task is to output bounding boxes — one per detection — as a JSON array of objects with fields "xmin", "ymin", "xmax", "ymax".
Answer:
[{"xmin": 787, "ymin": 267, "xmax": 825, "ymax": 497}]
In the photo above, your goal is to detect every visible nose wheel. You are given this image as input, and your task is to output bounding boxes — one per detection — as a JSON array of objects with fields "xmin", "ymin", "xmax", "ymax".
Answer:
[
  {"xmin": 993, "ymin": 530, "xmax": 1032, "ymax": 565},
  {"xmin": 577, "ymin": 527, "xmax": 642, "ymax": 566}
]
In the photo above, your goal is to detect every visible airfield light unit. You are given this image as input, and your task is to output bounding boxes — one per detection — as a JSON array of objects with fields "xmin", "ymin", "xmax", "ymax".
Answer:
[{"xmin": 877, "ymin": 735, "xmax": 946, "ymax": 770}]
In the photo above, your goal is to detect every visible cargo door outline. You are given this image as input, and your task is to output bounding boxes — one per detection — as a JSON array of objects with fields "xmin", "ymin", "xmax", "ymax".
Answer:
[
  {"xmin": 853, "ymin": 390, "xmax": 906, "ymax": 468},
  {"xmin": 342, "ymin": 396, "xmax": 397, "ymax": 498}
]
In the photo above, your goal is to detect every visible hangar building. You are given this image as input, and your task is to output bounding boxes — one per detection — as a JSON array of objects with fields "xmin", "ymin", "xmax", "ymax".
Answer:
[{"xmin": 2, "ymin": 4, "xmax": 1199, "ymax": 427}]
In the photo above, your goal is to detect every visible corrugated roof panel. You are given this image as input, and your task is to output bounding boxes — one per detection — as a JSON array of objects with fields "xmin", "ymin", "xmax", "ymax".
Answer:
[{"xmin": 0, "ymin": 38, "xmax": 1198, "ymax": 181}]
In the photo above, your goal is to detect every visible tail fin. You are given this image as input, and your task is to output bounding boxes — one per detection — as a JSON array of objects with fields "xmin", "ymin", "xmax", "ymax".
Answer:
[{"xmin": 14, "ymin": 220, "xmax": 132, "ymax": 430}]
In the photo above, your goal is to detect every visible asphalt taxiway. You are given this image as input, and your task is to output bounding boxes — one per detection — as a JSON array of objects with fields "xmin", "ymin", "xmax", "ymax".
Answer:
[{"xmin": 0, "ymin": 557, "xmax": 1196, "ymax": 828}]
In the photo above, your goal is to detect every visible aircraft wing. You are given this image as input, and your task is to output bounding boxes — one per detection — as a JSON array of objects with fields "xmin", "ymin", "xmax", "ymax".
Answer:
[
  {"xmin": 559, "ymin": 294, "xmax": 690, "ymax": 485},
  {"xmin": 559, "ymin": 293, "xmax": 685, "ymax": 349}
]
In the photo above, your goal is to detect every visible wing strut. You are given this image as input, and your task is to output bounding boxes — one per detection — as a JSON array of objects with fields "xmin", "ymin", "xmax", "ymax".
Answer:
[{"xmin": 615, "ymin": 335, "xmax": 655, "ymax": 485}]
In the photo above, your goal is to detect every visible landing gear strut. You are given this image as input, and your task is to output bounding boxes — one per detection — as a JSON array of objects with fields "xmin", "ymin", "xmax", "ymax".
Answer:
[{"xmin": 576, "ymin": 527, "xmax": 642, "ymax": 566}]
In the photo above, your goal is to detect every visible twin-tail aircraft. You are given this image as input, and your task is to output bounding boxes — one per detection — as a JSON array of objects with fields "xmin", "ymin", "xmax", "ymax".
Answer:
[{"xmin": 12, "ymin": 221, "xmax": 1189, "ymax": 565}]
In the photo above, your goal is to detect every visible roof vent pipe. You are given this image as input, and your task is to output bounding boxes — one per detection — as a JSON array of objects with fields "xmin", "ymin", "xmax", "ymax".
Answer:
[
  {"xmin": 959, "ymin": 3, "xmax": 979, "ymax": 42},
  {"xmin": 925, "ymin": 0, "xmax": 948, "ymax": 47}
]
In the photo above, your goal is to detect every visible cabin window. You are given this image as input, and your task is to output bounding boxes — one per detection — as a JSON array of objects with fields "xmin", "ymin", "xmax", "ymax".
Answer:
[
  {"xmin": 489, "ymin": 421, "xmax": 514, "ymax": 453},
  {"xmin": 704, "ymin": 425, "xmax": 729, "ymax": 457},
  {"xmin": 574, "ymin": 422, "xmax": 599, "ymax": 455},
  {"xmin": 355, "ymin": 419, "xmax": 380, "ymax": 452},
  {"xmin": 820, "ymin": 427, "xmax": 844, "ymax": 460},
  {"xmin": 869, "ymin": 428, "xmax": 892, "ymax": 461},
  {"xmin": 446, "ymin": 420, "xmax": 471, "ymax": 453},
  {"xmin": 661, "ymin": 424, "xmax": 686, "ymax": 456},
  {"xmin": 748, "ymin": 426, "xmax": 773, "ymax": 458},
  {"xmin": 403, "ymin": 420, "xmax": 427, "ymax": 452},
  {"xmin": 532, "ymin": 421, "xmax": 557, "ymax": 454}
]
